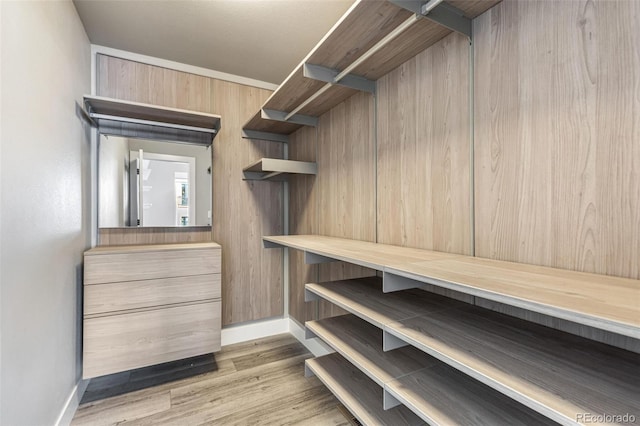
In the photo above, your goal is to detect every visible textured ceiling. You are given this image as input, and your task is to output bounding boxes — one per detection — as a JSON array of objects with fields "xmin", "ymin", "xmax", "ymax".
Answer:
[{"xmin": 73, "ymin": 0, "xmax": 354, "ymax": 85}]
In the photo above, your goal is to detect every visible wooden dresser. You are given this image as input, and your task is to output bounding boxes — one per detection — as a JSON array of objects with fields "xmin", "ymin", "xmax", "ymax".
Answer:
[{"xmin": 82, "ymin": 242, "xmax": 221, "ymax": 379}]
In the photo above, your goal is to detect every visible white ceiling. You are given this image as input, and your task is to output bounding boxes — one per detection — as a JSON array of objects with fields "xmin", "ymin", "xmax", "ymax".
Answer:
[{"xmin": 73, "ymin": 0, "xmax": 354, "ymax": 85}]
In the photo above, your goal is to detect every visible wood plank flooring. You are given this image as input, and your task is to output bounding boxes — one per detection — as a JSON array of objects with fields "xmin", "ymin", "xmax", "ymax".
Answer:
[{"xmin": 72, "ymin": 334, "xmax": 350, "ymax": 426}]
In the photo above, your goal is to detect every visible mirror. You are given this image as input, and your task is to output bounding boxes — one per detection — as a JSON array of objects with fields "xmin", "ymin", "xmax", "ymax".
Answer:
[{"xmin": 98, "ymin": 135, "xmax": 211, "ymax": 227}]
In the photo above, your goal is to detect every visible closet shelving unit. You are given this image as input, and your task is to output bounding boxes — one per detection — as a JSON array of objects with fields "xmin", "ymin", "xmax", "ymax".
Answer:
[
  {"xmin": 240, "ymin": 0, "xmax": 501, "ymax": 178},
  {"xmin": 263, "ymin": 235, "xmax": 640, "ymax": 426}
]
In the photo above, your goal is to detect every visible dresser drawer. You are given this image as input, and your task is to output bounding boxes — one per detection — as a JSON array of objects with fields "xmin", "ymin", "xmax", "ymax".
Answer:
[
  {"xmin": 83, "ymin": 301, "xmax": 221, "ymax": 379},
  {"xmin": 85, "ymin": 247, "xmax": 221, "ymax": 284},
  {"xmin": 84, "ymin": 274, "xmax": 221, "ymax": 316}
]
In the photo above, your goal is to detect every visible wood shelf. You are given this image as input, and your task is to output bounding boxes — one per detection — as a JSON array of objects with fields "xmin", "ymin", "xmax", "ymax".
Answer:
[
  {"xmin": 242, "ymin": 0, "xmax": 501, "ymax": 138},
  {"xmin": 305, "ymin": 277, "xmax": 464, "ymax": 329},
  {"xmin": 264, "ymin": 234, "xmax": 640, "ymax": 339},
  {"xmin": 306, "ymin": 278, "xmax": 640, "ymax": 426},
  {"xmin": 84, "ymin": 95, "xmax": 221, "ymax": 145},
  {"xmin": 308, "ymin": 314, "xmax": 555, "ymax": 426},
  {"xmin": 242, "ymin": 158, "xmax": 317, "ymax": 181},
  {"xmin": 264, "ymin": 234, "xmax": 460, "ymax": 270},
  {"xmin": 305, "ymin": 354, "xmax": 424, "ymax": 426},
  {"xmin": 306, "ymin": 314, "xmax": 436, "ymax": 386}
]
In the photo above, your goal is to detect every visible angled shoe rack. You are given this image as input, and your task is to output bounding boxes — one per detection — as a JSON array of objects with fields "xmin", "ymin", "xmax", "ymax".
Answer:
[{"xmin": 263, "ymin": 235, "xmax": 640, "ymax": 426}]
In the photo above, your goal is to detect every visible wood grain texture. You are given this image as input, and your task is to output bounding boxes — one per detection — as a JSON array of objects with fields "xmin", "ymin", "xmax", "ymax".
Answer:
[
  {"xmin": 474, "ymin": 297, "xmax": 640, "ymax": 354},
  {"xmin": 84, "ymin": 274, "xmax": 221, "ymax": 316},
  {"xmin": 97, "ymin": 54, "xmax": 284, "ymax": 325},
  {"xmin": 306, "ymin": 354, "xmax": 425, "ymax": 426},
  {"xmin": 306, "ymin": 314, "xmax": 437, "ymax": 386},
  {"xmin": 72, "ymin": 391, "xmax": 171, "ymax": 426},
  {"xmin": 84, "ymin": 245, "xmax": 220, "ymax": 284},
  {"xmin": 377, "ymin": 32, "xmax": 471, "ymax": 254},
  {"xmin": 263, "ymin": 234, "xmax": 462, "ymax": 270},
  {"xmin": 308, "ymin": 314, "xmax": 553, "ymax": 426},
  {"xmin": 288, "ymin": 126, "xmax": 319, "ymax": 324},
  {"xmin": 74, "ymin": 334, "xmax": 349, "ymax": 426},
  {"xmin": 388, "ymin": 256, "xmax": 640, "ymax": 338},
  {"xmin": 388, "ymin": 305, "xmax": 640, "ymax": 425},
  {"xmin": 244, "ymin": 1, "xmax": 501, "ymax": 135},
  {"xmin": 306, "ymin": 277, "xmax": 464, "ymax": 329},
  {"xmin": 98, "ymin": 227, "xmax": 212, "ymax": 246},
  {"xmin": 387, "ymin": 363, "xmax": 556, "ymax": 426},
  {"xmin": 474, "ymin": 0, "xmax": 640, "ymax": 279},
  {"xmin": 242, "ymin": 110, "xmax": 303, "ymax": 135},
  {"xmin": 210, "ymin": 79, "xmax": 284, "ymax": 324},
  {"xmin": 83, "ymin": 301, "xmax": 221, "ymax": 379},
  {"xmin": 84, "ymin": 95, "xmax": 221, "ymax": 128},
  {"xmin": 316, "ymin": 92, "xmax": 378, "ymax": 318}
]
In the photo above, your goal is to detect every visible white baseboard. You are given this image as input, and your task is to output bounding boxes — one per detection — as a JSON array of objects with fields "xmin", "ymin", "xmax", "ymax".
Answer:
[
  {"xmin": 288, "ymin": 318, "xmax": 333, "ymax": 357},
  {"xmin": 221, "ymin": 317, "xmax": 289, "ymax": 346},
  {"xmin": 55, "ymin": 378, "xmax": 89, "ymax": 426}
]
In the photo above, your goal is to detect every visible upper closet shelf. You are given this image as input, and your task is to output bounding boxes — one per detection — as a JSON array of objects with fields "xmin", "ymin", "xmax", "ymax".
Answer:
[
  {"xmin": 84, "ymin": 95, "xmax": 221, "ymax": 145},
  {"xmin": 241, "ymin": 0, "xmax": 501, "ymax": 140},
  {"xmin": 242, "ymin": 158, "xmax": 317, "ymax": 181}
]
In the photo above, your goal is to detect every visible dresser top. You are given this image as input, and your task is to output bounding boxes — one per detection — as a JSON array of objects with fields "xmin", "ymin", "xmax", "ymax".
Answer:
[{"xmin": 85, "ymin": 242, "xmax": 221, "ymax": 256}]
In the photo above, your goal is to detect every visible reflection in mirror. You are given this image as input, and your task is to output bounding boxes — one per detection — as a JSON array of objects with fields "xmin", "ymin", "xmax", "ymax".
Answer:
[{"xmin": 98, "ymin": 135, "xmax": 211, "ymax": 227}]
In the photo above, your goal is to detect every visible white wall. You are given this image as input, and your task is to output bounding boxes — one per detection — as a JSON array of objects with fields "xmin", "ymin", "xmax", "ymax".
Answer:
[
  {"xmin": 98, "ymin": 134, "xmax": 129, "ymax": 227},
  {"xmin": 0, "ymin": 1, "xmax": 91, "ymax": 425}
]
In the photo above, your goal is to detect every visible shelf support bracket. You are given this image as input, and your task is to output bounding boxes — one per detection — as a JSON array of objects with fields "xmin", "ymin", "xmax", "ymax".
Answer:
[
  {"xmin": 383, "ymin": 330, "xmax": 409, "ymax": 351},
  {"xmin": 263, "ymin": 239, "xmax": 284, "ymax": 249},
  {"xmin": 383, "ymin": 388, "xmax": 402, "ymax": 410},
  {"xmin": 305, "ymin": 327, "xmax": 318, "ymax": 340},
  {"xmin": 303, "ymin": 63, "xmax": 376, "ymax": 94},
  {"xmin": 242, "ymin": 129, "xmax": 289, "ymax": 143},
  {"xmin": 304, "ymin": 251, "xmax": 336, "ymax": 265},
  {"xmin": 304, "ymin": 363, "xmax": 315, "ymax": 378},
  {"xmin": 389, "ymin": 0, "xmax": 471, "ymax": 37},
  {"xmin": 261, "ymin": 108, "xmax": 318, "ymax": 127},
  {"xmin": 382, "ymin": 271, "xmax": 420, "ymax": 293},
  {"xmin": 304, "ymin": 288, "xmax": 321, "ymax": 302}
]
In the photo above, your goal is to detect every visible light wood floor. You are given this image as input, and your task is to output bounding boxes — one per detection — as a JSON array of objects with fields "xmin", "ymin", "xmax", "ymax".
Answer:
[{"xmin": 72, "ymin": 334, "xmax": 351, "ymax": 425}]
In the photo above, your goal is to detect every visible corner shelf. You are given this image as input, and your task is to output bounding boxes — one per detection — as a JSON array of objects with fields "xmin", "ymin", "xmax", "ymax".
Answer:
[
  {"xmin": 242, "ymin": 158, "xmax": 317, "ymax": 181},
  {"xmin": 304, "ymin": 277, "xmax": 640, "ymax": 426},
  {"xmin": 241, "ymin": 0, "xmax": 502, "ymax": 140}
]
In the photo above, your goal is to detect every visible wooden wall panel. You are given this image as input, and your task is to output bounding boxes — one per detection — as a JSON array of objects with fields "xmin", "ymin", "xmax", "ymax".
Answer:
[
  {"xmin": 288, "ymin": 126, "xmax": 319, "ymax": 325},
  {"xmin": 474, "ymin": 0, "xmax": 640, "ymax": 279},
  {"xmin": 316, "ymin": 92, "xmax": 377, "ymax": 318},
  {"xmin": 210, "ymin": 80, "xmax": 283, "ymax": 325},
  {"xmin": 377, "ymin": 32, "xmax": 471, "ymax": 254},
  {"xmin": 97, "ymin": 55, "xmax": 283, "ymax": 325}
]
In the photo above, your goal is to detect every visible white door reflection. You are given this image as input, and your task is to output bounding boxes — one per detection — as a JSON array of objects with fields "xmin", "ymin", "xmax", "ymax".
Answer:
[{"xmin": 130, "ymin": 151, "xmax": 196, "ymax": 227}]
